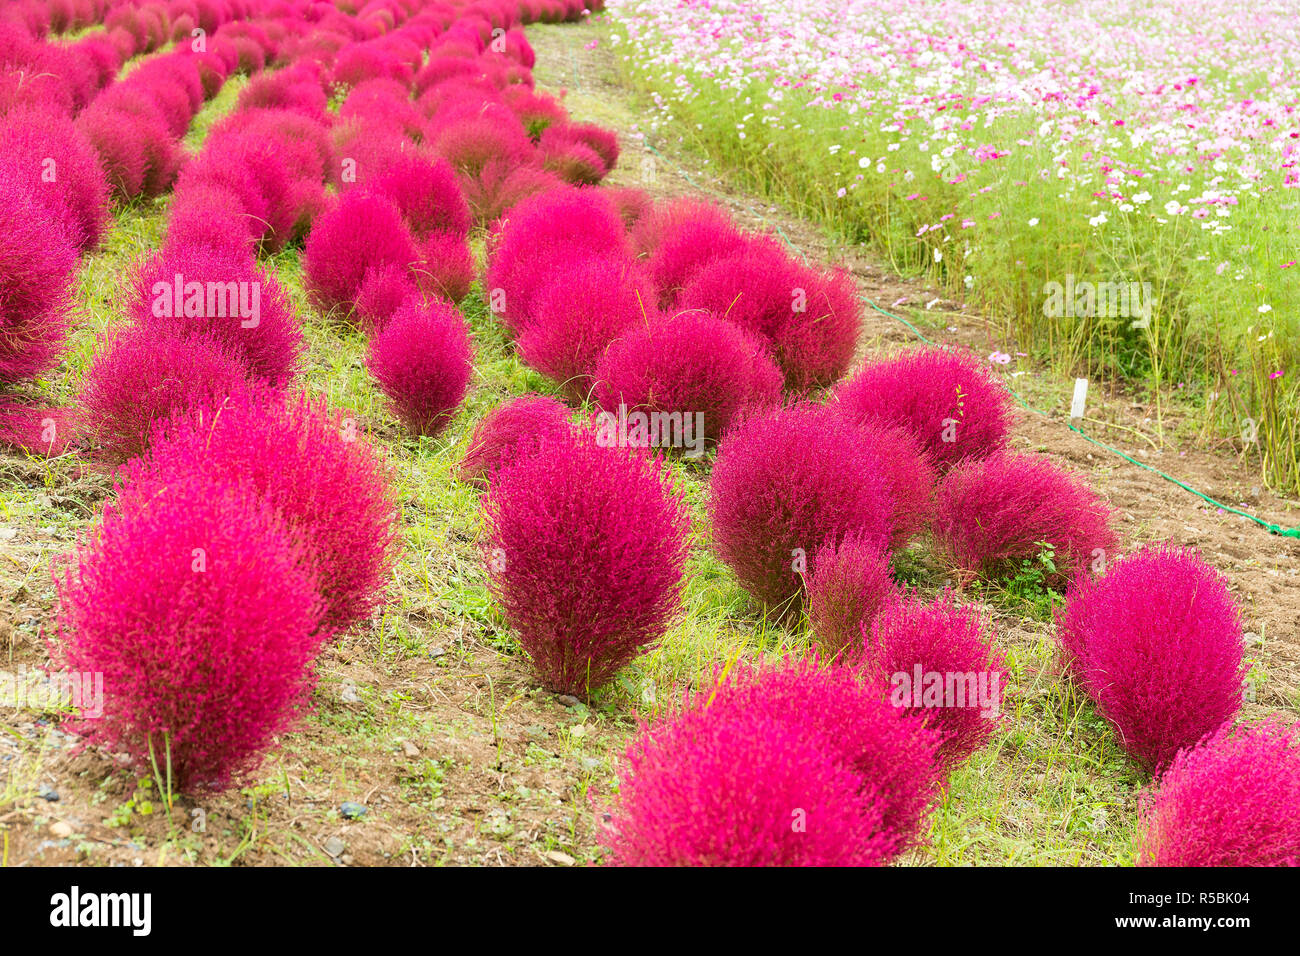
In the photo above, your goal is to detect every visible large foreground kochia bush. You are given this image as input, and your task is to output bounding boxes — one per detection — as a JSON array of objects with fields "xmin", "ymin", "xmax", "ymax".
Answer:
[
  {"xmin": 1054, "ymin": 545, "xmax": 1246, "ymax": 772},
  {"xmin": 119, "ymin": 390, "xmax": 400, "ymax": 638},
  {"xmin": 1137, "ymin": 717, "xmax": 1300, "ymax": 866},
  {"xmin": 709, "ymin": 403, "xmax": 894, "ymax": 618},
  {"xmin": 600, "ymin": 659, "xmax": 941, "ymax": 865},
  {"xmin": 52, "ymin": 475, "xmax": 322, "ymax": 792},
  {"xmin": 483, "ymin": 439, "xmax": 690, "ymax": 696}
]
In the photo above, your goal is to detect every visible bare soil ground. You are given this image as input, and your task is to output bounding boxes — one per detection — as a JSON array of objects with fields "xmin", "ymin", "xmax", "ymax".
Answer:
[{"xmin": 1, "ymin": 18, "xmax": 1295, "ymax": 869}]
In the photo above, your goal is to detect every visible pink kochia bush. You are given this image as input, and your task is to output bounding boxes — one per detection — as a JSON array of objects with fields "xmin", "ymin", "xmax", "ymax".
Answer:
[
  {"xmin": 303, "ymin": 190, "xmax": 420, "ymax": 314},
  {"xmin": 600, "ymin": 660, "xmax": 941, "ymax": 866},
  {"xmin": 1137, "ymin": 718, "xmax": 1300, "ymax": 867},
  {"xmin": 128, "ymin": 244, "xmax": 304, "ymax": 386},
  {"xmin": 0, "ymin": 174, "xmax": 77, "ymax": 383},
  {"xmin": 853, "ymin": 420, "xmax": 938, "ymax": 550},
  {"xmin": 806, "ymin": 533, "xmax": 899, "ymax": 659},
  {"xmin": 635, "ymin": 198, "xmax": 749, "ymax": 307},
  {"xmin": 483, "ymin": 439, "xmax": 690, "ymax": 696},
  {"xmin": 709, "ymin": 403, "xmax": 895, "ymax": 618},
  {"xmin": 367, "ymin": 297, "xmax": 474, "ymax": 438},
  {"xmin": 592, "ymin": 312, "xmax": 783, "ymax": 449},
  {"xmin": 678, "ymin": 242, "xmax": 863, "ymax": 391},
  {"xmin": 120, "ymin": 390, "xmax": 400, "ymax": 639},
  {"xmin": 864, "ymin": 592, "xmax": 1006, "ymax": 770},
  {"xmin": 52, "ymin": 474, "xmax": 322, "ymax": 792},
  {"xmin": 1055, "ymin": 545, "xmax": 1245, "ymax": 772},
  {"xmin": 76, "ymin": 326, "xmax": 253, "ymax": 464},
  {"xmin": 456, "ymin": 393, "xmax": 574, "ymax": 486},
  {"xmin": 516, "ymin": 256, "xmax": 653, "ymax": 403},
  {"xmin": 834, "ymin": 346, "xmax": 1014, "ymax": 470},
  {"xmin": 930, "ymin": 452, "xmax": 1117, "ymax": 586}
]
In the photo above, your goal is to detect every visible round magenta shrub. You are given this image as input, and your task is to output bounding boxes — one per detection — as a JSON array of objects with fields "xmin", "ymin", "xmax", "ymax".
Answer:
[
  {"xmin": 121, "ymin": 389, "xmax": 401, "ymax": 638},
  {"xmin": 602, "ymin": 695, "xmax": 893, "ymax": 867},
  {"xmin": 678, "ymin": 243, "xmax": 862, "ymax": 391},
  {"xmin": 483, "ymin": 439, "xmax": 690, "ymax": 696},
  {"xmin": 416, "ymin": 229, "xmax": 475, "ymax": 304},
  {"xmin": 0, "ymin": 174, "xmax": 77, "ymax": 383},
  {"xmin": 851, "ymin": 420, "xmax": 938, "ymax": 550},
  {"xmin": 516, "ymin": 256, "xmax": 654, "ymax": 403},
  {"xmin": 355, "ymin": 263, "xmax": 420, "ymax": 334},
  {"xmin": 53, "ymin": 473, "xmax": 321, "ymax": 792},
  {"xmin": 930, "ymin": 452, "xmax": 1117, "ymax": 586},
  {"xmin": 592, "ymin": 312, "xmax": 783, "ymax": 450},
  {"xmin": 367, "ymin": 296, "xmax": 473, "ymax": 437},
  {"xmin": 483, "ymin": 185, "xmax": 627, "ymax": 332},
  {"xmin": 0, "ymin": 398, "xmax": 74, "ymax": 457},
  {"xmin": 128, "ymin": 244, "xmax": 304, "ymax": 386},
  {"xmin": 77, "ymin": 326, "xmax": 253, "ymax": 464},
  {"xmin": 709, "ymin": 402, "xmax": 895, "ymax": 618},
  {"xmin": 600, "ymin": 658, "xmax": 943, "ymax": 864},
  {"xmin": 1054, "ymin": 544, "xmax": 1246, "ymax": 772},
  {"xmin": 456, "ymin": 393, "xmax": 574, "ymax": 486},
  {"xmin": 864, "ymin": 592, "xmax": 1006, "ymax": 770},
  {"xmin": 0, "ymin": 108, "xmax": 110, "ymax": 251},
  {"xmin": 806, "ymin": 533, "xmax": 899, "ymax": 659},
  {"xmin": 353, "ymin": 150, "xmax": 471, "ymax": 239},
  {"xmin": 461, "ymin": 157, "xmax": 562, "ymax": 227},
  {"xmin": 833, "ymin": 346, "xmax": 1014, "ymax": 470},
  {"xmin": 636, "ymin": 198, "xmax": 749, "ymax": 307},
  {"xmin": 1137, "ymin": 717, "xmax": 1300, "ymax": 866},
  {"xmin": 303, "ymin": 190, "xmax": 420, "ymax": 314}
]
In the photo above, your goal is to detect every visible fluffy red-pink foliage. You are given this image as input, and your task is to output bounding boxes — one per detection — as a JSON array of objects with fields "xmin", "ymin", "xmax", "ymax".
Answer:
[
  {"xmin": 350, "ymin": 150, "xmax": 471, "ymax": 240},
  {"xmin": 183, "ymin": 133, "xmax": 299, "ymax": 251},
  {"xmin": 602, "ymin": 693, "xmax": 893, "ymax": 866},
  {"xmin": 1137, "ymin": 717, "xmax": 1300, "ymax": 866},
  {"xmin": 75, "ymin": 93, "xmax": 181, "ymax": 199},
  {"xmin": 863, "ymin": 592, "xmax": 1006, "ymax": 769},
  {"xmin": 592, "ymin": 312, "xmax": 782, "ymax": 448},
  {"xmin": 0, "ymin": 175, "xmax": 76, "ymax": 383},
  {"xmin": 430, "ymin": 109, "xmax": 533, "ymax": 176},
  {"xmin": 635, "ymin": 198, "xmax": 749, "ymax": 307},
  {"xmin": 483, "ymin": 438, "xmax": 690, "ymax": 696},
  {"xmin": 237, "ymin": 64, "xmax": 328, "ymax": 118},
  {"xmin": 0, "ymin": 398, "xmax": 74, "ymax": 457},
  {"xmin": 602, "ymin": 658, "xmax": 941, "ymax": 865},
  {"xmin": 930, "ymin": 452, "xmax": 1117, "ymax": 585},
  {"xmin": 541, "ymin": 140, "xmax": 606, "ymax": 185},
  {"xmin": 367, "ymin": 297, "xmax": 473, "ymax": 437},
  {"xmin": 456, "ymin": 393, "xmax": 574, "ymax": 486},
  {"xmin": 606, "ymin": 186, "xmax": 652, "ymax": 230},
  {"xmin": 76, "ymin": 326, "xmax": 253, "ymax": 465},
  {"xmin": 303, "ymin": 190, "xmax": 419, "ymax": 314},
  {"xmin": 833, "ymin": 346, "xmax": 1014, "ymax": 470},
  {"xmin": 416, "ymin": 229, "xmax": 475, "ymax": 303},
  {"xmin": 806, "ymin": 533, "xmax": 899, "ymax": 659},
  {"xmin": 516, "ymin": 256, "xmax": 653, "ymax": 402},
  {"xmin": 460, "ymin": 157, "xmax": 562, "ymax": 226},
  {"xmin": 53, "ymin": 474, "xmax": 321, "ymax": 792},
  {"xmin": 679, "ymin": 242, "xmax": 862, "ymax": 391},
  {"xmin": 0, "ymin": 109, "xmax": 110, "ymax": 252},
  {"xmin": 485, "ymin": 189, "xmax": 629, "ymax": 331},
  {"xmin": 127, "ymin": 244, "xmax": 304, "ymax": 386},
  {"xmin": 502, "ymin": 86, "xmax": 566, "ymax": 139},
  {"xmin": 340, "ymin": 79, "xmax": 425, "ymax": 140},
  {"xmin": 1054, "ymin": 544, "xmax": 1246, "ymax": 772},
  {"xmin": 164, "ymin": 182, "xmax": 253, "ymax": 258},
  {"xmin": 709, "ymin": 402, "xmax": 895, "ymax": 618},
  {"xmin": 850, "ymin": 420, "xmax": 938, "ymax": 550},
  {"xmin": 121, "ymin": 389, "xmax": 400, "ymax": 638},
  {"xmin": 354, "ymin": 263, "xmax": 420, "ymax": 333}
]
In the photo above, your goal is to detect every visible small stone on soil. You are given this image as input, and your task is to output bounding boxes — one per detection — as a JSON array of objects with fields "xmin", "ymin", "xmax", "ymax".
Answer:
[
  {"xmin": 340, "ymin": 802, "xmax": 368, "ymax": 820},
  {"xmin": 38, "ymin": 784, "xmax": 59, "ymax": 802},
  {"xmin": 556, "ymin": 695, "xmax": 581, "ymax": 708},
  {"xmin": 323, "ymin": 837, "xmax": 346, "ymax": 858}
]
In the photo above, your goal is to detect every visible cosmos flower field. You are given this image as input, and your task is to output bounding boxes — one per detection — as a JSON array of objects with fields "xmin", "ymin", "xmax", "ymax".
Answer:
[
  {"xmin": 610, "ymin": 0, "xmax": 1300, "ymax": 491},
  {"xmin": 0, "ymin": 0, "xmax": 1297, "ymax": 881}
]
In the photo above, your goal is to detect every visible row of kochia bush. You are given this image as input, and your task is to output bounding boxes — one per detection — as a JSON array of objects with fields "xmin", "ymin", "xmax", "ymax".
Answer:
[
  {"xmin": 2, "ymin": 0, "xmax": 1294, "ymax": 866},
  {"xmin": 458, "ymin": 176, "xmax": 1298, "ymax": 865}
]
